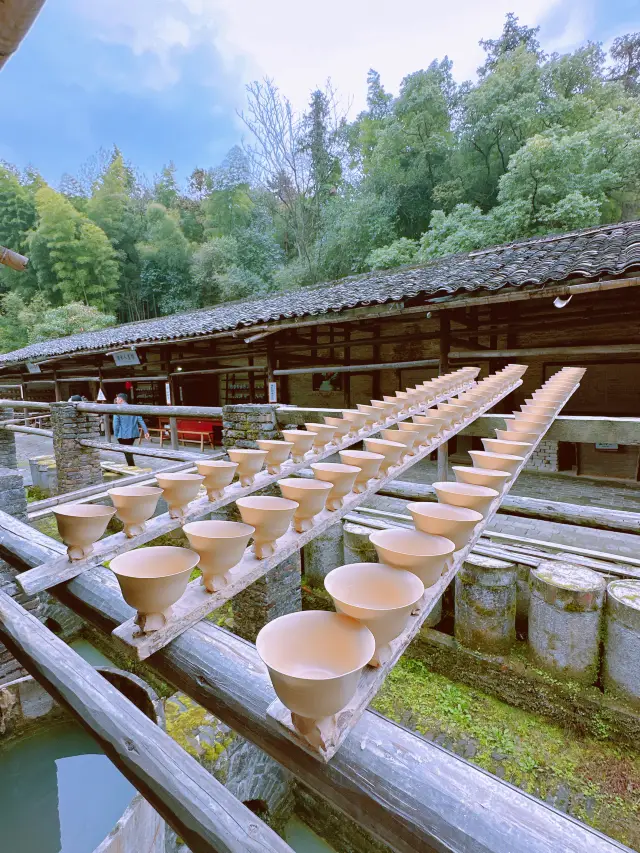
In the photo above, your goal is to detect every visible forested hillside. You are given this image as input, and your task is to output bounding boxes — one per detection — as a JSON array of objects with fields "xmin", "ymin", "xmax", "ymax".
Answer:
[{"xmin": 1, "ymin": 15, "xmax": 639, "ymax": 351}]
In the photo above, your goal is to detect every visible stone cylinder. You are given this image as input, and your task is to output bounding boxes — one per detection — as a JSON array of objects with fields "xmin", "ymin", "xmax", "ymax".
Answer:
[
  {"xmin": 302, "ymin": 524, "xmax": 343, "ymax": 585},
  {"xmin": 455, "ymin": 554, "xmax": 517, "ymax": 654},
  {"xmin": 515, "ymin": 562, "xmax": 531, "ymax": 634},
  {"xmin": 528, "ymin": 562, "xmax": 605, "ymax": 684},
  {"xmin": 342, "ymin": 522, "xmax": 377, "ymax": 564},
  {"xmin": 231, "ymin": 552, "xmax": 301, "ymax": 643},
  {"xmin": 50, "ymin": 402, "xmax": 103, "ymax": 494},
  {"xmin": 604, "ymin": 580, "xmax": 640, "ymax": 708}
]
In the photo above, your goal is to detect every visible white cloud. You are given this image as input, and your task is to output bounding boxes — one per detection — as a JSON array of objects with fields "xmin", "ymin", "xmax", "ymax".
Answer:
[{"xmin": 73, "ymin": 0, "xmax": 602, "ymax": 111}]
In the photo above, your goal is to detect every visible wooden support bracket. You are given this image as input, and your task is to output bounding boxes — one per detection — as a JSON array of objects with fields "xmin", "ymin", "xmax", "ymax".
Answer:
[{"xmin": 266, "ymin": 380, "xmax": 580, "ymax": 761}]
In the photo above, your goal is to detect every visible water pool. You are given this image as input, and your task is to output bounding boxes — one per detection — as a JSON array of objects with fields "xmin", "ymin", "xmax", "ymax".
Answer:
[
  {"xmin": 0, "ymin": 720, "xmax": 135, "ymax": 853},
  {"xmin": 285, "ymin": 817, "xmax": 338, "ymax": 852}
]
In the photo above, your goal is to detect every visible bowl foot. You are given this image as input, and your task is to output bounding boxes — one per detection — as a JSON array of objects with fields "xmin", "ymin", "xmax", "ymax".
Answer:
[
  {"xmin": 291, "ymin": 712, "xmax": 338, "ymax": 753},
  {"xmin": 67, "ymin": 543, "xmax": 93, "ymax": 561},
  {"xmin": 254, "ymin": 540, "xmax": 277, "ymax": 560},
  {"xmin": 134, "ymin": 606, "xmax": 172, "ymax": 635},
  {"xmin": 206, "ymin": 487, "xmax": 225, "ymax": 501},
  {"xmin": 202, "ymin": 571, "xmax": 231, "ymax": 593},
  {"xmin": 123, "ymin": 521, "xmax": 146, "ymax": 538}
]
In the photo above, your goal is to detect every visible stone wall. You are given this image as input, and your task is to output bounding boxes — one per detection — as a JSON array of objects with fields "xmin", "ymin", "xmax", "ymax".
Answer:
[
  {"xmin": 50, "ymin": 402, "xmax": 103, "ymax": 494},
  {"xmin": 232, "ymin": 553, "xmax": 302, "ymax": 643},
  {"xmin": 525, "ymin": 439, "xmax": 559, "ymax": 472},
  {"xmin": 0, "ymin": 467, "xmax": 43, "ymax": 685},
  {"xmin": 222, "ymin": 404, "xmax": 280, "ymax": 449},
  {"xmin": 0, "ymin": 409, "xmax": 18, "ymax": 469}
]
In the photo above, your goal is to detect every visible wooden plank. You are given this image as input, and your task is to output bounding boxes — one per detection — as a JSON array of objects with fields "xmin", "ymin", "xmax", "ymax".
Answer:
[
  {"xmin": 377, "ymin": 480, "xmax": 640, "ymax": 535},
  {"xmin": 461, "ymin": 414, "xmax": 640, "ymax": 445},
  {"xmin": 0, "ymin": 511, "xmax": 628, "ymax": 853},
  {"xmin": 17, "ymin": 375, "xmax": 478, "ymax": 596},
  {"xmin": 484, "ymin": 530, "xmax": 640, "ymax": 568},
  {"xmin": 267, "ymin": 380, "xmax": 579, "ymax": 761},
  {"xmin": 0, "ymin": 591, "xmax": 293, "ymax": 853},
  {"xmin": 112, "ymin": 377, "xmax": 514, "ymax": 659},
  {"xmin": 169, "ymin": 417, "xmax": 179, "ymax": 451},
  {"xmin": 274, "ymin": 357, "xmax": 440, "ymax": 376},
  {"xmin": 78, "ymin": 438, "xmax": 211, "ymax": 463},
  {"xmin": 1, "ymin": 423, "xmax": 53, "ymax": 436},
  {"xmin": 170, "ymin": 365, "xmax": 266, "ymax": 378},
  {"xmin": 0, "ymin": 398, "xmax": 50, "ymax": 410}
]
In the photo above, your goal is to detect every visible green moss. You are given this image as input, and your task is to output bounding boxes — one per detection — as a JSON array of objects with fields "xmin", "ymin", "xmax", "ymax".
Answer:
[
  {"xmin": 165, "ymin": 694, "xmax": 235, "ymax": 765},
  {"xmin": 26, "ymin": 485, "xmax": 49, "ymax": 502},
  {"xmin": 372, "ymin": 657, "xmax": 640, "ymax": 848}
]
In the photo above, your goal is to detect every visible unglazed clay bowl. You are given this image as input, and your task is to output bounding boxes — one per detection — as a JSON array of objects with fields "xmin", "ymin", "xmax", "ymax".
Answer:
[
  {"xmin": 469, "ymin": 450, "xmax": 524, "ymax": 475},
  {"xmin": 371, "ymin": 399, "xmax": 397, "ymax": 420},
  {"xmin": 236, "ymin": 495, "xmax": 298, "ymax": 559},
  {"xmin": 506, "ymin": 418, "xmax": 546, "ymax": 435},
  {"xmin": 369, "ymin": 528, "xmax": 455, "ymax": 588},
  {"xmin": 183, "ymin": 520, "xmax": 254, "ymax": 592},
  {"xmin": 452, "ymin": 465, "xmax": 512, "ymax": 492},
  {"xmin": 53, "ymin": 504, "xmax": 117, "ymax": 561},
  {"xmin": 155, "ymin": 473, "xmax": 205, "ymax": 520},
  {"xmin": 399, "ymin": 421, "xmax": 436, "ymax": 447},
  {"xmin": 364, "ymin": 438, "xmax": 405, "ymax": 475},
  {"xmin": 383, "ymin": 395, "xmax": 405, "ymax": 414},
  {"xmin": 413, "ymin": 415, "xmax": 448, "ymax": 438},
  {"xmin": 495, "ymin": 428, "xmax": 539, "ymax": 445},
  {"xmin": 437, "ymin": 402, "xmax": 467, "ymax": 425},
  {"xmin": 310, "ymin": 462, "xmax": 360, "ymax": 511},
  {"xmin": 482, "ymin": 438, "xmax": 532, "ymax": 456},
  {"xmin": 394, "ymin": 391, "xmax": 412, "ymax": 411},
  {"xmin": 434, "ymin": 406, "xmax": 457, "ymax": 429},
  {"xmin": 108, "ymin": 485, "xmax": 163, "ymax": 538},
  {"xmin": 277, "ymin": 478, "xmax": 332, "ymax": 533},
  {"xmin": 110, "ymin": 545, "xmax": 199, "ymax": 634},
  {"xmin": 325, "ymin": 562, "xmax": 424, "ymax": 667},
  {"xmin": 256, "ymin": 611, "xmax": 375, "ymax": 733},
  {"xmin": 433, "ymin": 481, "xmax": 498, "ymax": 518},
  {"xmin": 256, "ymin": 439, "xmax": 294, "ymax": 474},
  {"xmin": 281, "ymin": 429, "xmax": 316, "ymax": 463},
  {"xmin": 324, "ymin": 416, "xmax": 351, "ymax": 440},
  {"xmin": 381, "ymin": 428, "xmax": 417, "ymax": 457},
  {"xmin": 227, "ymin": 448, "xmax": 268, "ymax": 487},
  {"xmin": 339, "ymin": 450, "xmax": 384, "ymax": 493},
  {"xmin": 407, "ymin": 502, "xmax": 482, "ymax": 551},
  {"xmin": 196, "ymin": 460, "xmax": 238, "ymax": 501},
  {"xmin": 520, "ymin": 404, "xmax": 556, "ymax": 418},
  {"xmin": 342, "ymin": 410, "xmax": 368, "ymax": 434},
  {"xmin": 304, "ymin": 423, "xmax": 336, "ymax": 452},
  {"xmin": 356, "ymin": 404, "xmax": 383, "ymax": 426}
]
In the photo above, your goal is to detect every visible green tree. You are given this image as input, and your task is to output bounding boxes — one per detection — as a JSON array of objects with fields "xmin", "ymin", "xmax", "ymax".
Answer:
[
  {"xmin": 87, "ymin": 152, "xmax": 145, "ymax": 320},
  {"xmin": 478, "ymin": 13, "xmax": 544, "ymax": 77},
  {"xmin": 137, "ymin": 202, "xmax": 194, "ymax": 315},
  {"xmin": 28, "ymin": 301, "xmax": 115, "ymax": 342},
  {"xmin": 608, "ymin": 33, "xmax": 640, "ymax": 93},
  {"xmin": 153, "ymin": 162, "xmax": 180, "ymax": 208},
  {"xmin": 366, "ymin": 237, "xmax": 418, "ymax": 270},
  {"xmin": 28, "ymin": 187, "xmax": 120, "ymax": 311}
]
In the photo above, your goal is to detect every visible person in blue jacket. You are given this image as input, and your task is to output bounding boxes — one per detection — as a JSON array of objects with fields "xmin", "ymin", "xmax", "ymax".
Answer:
[{"xmin": 113, "ymin": 392, "xmax": 149, "ymax": 467}]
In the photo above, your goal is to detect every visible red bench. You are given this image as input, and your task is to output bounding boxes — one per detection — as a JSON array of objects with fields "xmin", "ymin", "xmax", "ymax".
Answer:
[{"xmin": 156, "ymin": 418, "xmax": 222, "ymax": 451}]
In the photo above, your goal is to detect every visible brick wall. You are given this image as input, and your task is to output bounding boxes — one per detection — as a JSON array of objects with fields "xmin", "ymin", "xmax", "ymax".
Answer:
[
  {"xmin": 50, "ymin": 402, "xmax": 103, "ymax": 494},
  {"xmin": 525, "ymin": 439, "xmax": 559, "ymax": 472},
  {"xmin": 222, "ymin": 404, "xmax": 281, "ymax": 449}
]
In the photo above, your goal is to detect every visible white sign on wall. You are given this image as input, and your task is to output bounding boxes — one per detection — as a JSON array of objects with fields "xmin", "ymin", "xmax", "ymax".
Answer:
[
  {"xmin": 165, "ymin": 382, "xmax": 172, "ymax": 405},
  {"xmin": 268, "ymin": 381, "xmax": 278, "ymax": 404},
  {"xmin": 112, "ymin": 349, "xmax": 140, "ymax": 367},
  {"xmin": 97, "ymin": 388, "xmax": 106, "ymax": 401},
  {"xmin": 25, "ymin": 361, "xmax": 41, "ymax": 374}
]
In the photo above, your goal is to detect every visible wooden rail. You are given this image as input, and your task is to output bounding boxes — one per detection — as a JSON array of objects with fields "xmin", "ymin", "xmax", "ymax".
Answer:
[
  {"xmin": 111, "ymin": 378, "xmax": 522, "ymax": 659},
  {"xmin": 77, "ymin": 402, "xmax": 223, "ymax": 417},
  {"xmin": 0, "ymin": 399, "xmax": 50, "ymax": 410},
  {"xmin": 78, "ymin": 438, "xmax": 215, "ymax": 463},
  {"xmin": 0, "ymin": 512, "xmax": 628, "ymax": 853},
  {"xmin": 274, "ymin": 357, "xmax": 440, "ymax": 375},
  {"xmin": 0, "ymin": 423, "xmax": 53, "ymax": 437},
  {"xmin": 0, "ymin": 591, "xmax": 293, "ymax": 853},
  {"xmin": 17, "ymin": 376, "xmax": 478, "ymax": 596},
  {"xmin": 267, "ymin": 381, "xmax": 580, "ymax": 760}
]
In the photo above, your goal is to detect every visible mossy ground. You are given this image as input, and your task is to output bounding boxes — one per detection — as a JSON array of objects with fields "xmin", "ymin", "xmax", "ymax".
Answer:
[
  {"xmin": 372, "ymin": 657, "xmax": 640, "ymax": 850},
  {"xmin": 165, "ymin": 693, "xmax": 234, "ymax": 766}
]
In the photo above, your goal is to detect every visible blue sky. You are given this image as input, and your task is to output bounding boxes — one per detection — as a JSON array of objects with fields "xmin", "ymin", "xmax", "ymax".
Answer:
[{"xmin": 1, "ymin": 0, "xmax": 638, "ymax": 187}]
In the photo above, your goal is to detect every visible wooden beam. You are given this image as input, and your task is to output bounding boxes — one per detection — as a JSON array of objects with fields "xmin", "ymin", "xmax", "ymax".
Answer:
[
  {"xmin": 0, "ymin": 245, "xmax": 28, "ymax": 271},
  {"xmin": 0, "ymin": 424, "xmax": 52, "ymax": 437},
  {"xmin": 376, "ymin": 480, "xmax": 640, "ymax": 536},
  {"xmin": 274, "ymin": 358, "xmax": 439, "ymax": 376},
  {"xmin": 0, "ymin": 517, "xmax": 625, "ymax": 853},
  {"xmin": 170, "ymin": 365, "xmax": 266, "ymax": 379},
  {"xmin": 78, "ymin": 438, "xmax": 213, "ymax": 463},
  {"xmin": 77, "ymin": 402, "xmax": 223, "ymax": 417},
  {"xmin": 461, "ymin": 414, "xmax": 640, "ymax": 445},
  {"xmin": 451, "ymin": 343, "xmax": 640, "ymax": 360},
  {"xmin": 0, "ymin": 591, "xmax": 293, "ymax": 853}
]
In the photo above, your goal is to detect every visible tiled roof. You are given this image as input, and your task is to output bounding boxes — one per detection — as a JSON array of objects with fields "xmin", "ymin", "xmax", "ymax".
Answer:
[{"xmin": 2, "ymin": 221, "xmax": 639, "ymax": 367}]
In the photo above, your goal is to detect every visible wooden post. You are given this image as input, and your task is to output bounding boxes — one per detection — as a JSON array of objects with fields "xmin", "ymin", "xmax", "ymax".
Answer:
[
  {"xmin": 372, "ymin": 324, "xmax": 381, "ymax": 400},
  {"xmin": 437, "ymin": 312, "xmax": 450, "ymax": 482},
  {"xmin": 248, "ymin": 356, "xmax": 255, "ymax": 404},
  {"xmin": 53, "ymin": 371, "xmax": 62, "ymax": 402},
  {"xmin": 266, "ymin": 337, "xmax": 276, "ymax": 404},
  {"xmin": 343, "ymin": 326, "xmax": 351, "ymax": 409},
  {"xmin": 169, "ymin": 418, "xmax": 179, "ymax": 450}
]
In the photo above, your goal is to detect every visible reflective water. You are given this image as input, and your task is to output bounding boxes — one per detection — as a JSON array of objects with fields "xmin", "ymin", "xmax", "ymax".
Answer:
[
  {"xmin": 285, "ymin": 817, "xmax": 337, "ymax": 852},
  {"xmin": 0, "ymin": 720, "xmax": 135, "ymax": 853},
  {"xmin": 68, "ymin": 638, "xmax": 114, "ymax": 667}
]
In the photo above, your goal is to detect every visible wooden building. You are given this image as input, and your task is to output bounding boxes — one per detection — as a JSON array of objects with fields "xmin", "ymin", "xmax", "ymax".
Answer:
[{"xmin": 1, "ymin": 221, "xmax": 639, "ymax": 479}]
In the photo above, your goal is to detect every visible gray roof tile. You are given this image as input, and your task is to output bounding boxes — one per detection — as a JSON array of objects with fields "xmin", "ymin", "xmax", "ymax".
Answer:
[{"xmin": 2, "ymin": 221, "xmax": 639, "ymax": 367}]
